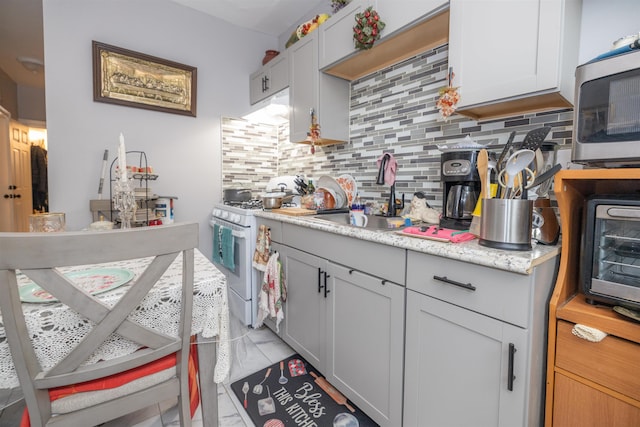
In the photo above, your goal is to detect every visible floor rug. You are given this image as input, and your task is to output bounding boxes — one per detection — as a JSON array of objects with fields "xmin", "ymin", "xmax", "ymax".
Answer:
[{"xmin": 231, "ymin": 354, "xmax": 379, "ymax": 427}]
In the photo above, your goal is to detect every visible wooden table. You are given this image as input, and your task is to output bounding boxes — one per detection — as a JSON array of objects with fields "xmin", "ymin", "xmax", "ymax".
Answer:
[{"xmin": 0, "ymin": 249, "xmax": 229, "ymax": 427}]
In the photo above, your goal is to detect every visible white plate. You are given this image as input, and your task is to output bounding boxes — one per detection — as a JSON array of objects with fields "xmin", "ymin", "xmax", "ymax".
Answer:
[
  {"xmin": 317, "ymin": 176, "xmax": 347, "ymax": 209},
  {"xmin": 19, "ymin": 268, "xmax": 134, "ymax": 303}
]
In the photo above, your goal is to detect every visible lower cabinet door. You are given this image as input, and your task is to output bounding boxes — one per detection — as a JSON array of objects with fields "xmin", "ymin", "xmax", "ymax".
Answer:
[
  {"xmin": 553, "ymin": 373, "xmax": 640, "ymax": 427},
  {"xmin": 326, "ymin": 262, "xmax": 405, "ymax": 427},
  {"xmin": 404, "ymin": 290, "xmax": 528, "ymax": 427},
  {"xmin": 280, "ymin": 245, "xmax": 328, "ymax": 373}
]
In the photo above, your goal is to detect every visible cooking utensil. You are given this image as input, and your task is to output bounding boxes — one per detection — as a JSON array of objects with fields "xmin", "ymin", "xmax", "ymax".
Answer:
[
  {"xmin": 242, "ymin": 381, "xmax": 249, "ymax": 409},
  {"xmin": 262, "ymin": 194, "xmax": 284, "ymax": 209},
  {"xmin": 257, "ymin": 385, "xmax": 276, "ymax": 416},
  {"xmin": 310, "ymin": 371, "xmax": 355, "ymax": 412},
  {"xmin": 500, "ymin": 149, "xmax": 536, "ymax": 199},
  {"xmin": 496, "ymin": 131, "xmax": 517, "ymax": 173},
  {"xmin": 278, "ymin": 361, "xmax": 288, "ymax": 384},
  {"xmin": 224, "ymin": 188, "xmax": 252, "ymax": 202},
  {"xmin": 530, "ymin": 163, "xmax": 562, "ymax": 197},
  {"xmin": 517, "ymin": 126, "xmax": 551, "ymax": 152},
  {"xmin": 477, "ymin": 149, "xmax": 489, "ymax": 200},
  {"xmin": 253, "ymin": 367, "xmax": 272, "ymax": 394}
]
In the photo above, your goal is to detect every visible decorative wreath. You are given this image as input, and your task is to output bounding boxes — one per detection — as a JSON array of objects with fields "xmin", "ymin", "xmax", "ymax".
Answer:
[
  {"xmin": 436, "ymin": 68, "xmax": 461, "ymax": 119},
  {"xmin": 353, "ymin": 7, "xmax": 385, "ymax": 50}
]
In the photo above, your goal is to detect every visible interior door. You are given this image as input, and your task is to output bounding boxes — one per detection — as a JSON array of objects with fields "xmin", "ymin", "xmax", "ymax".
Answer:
[{"xmin": 0, "ymin": 110, "xmax": 33, "ymax": 232}]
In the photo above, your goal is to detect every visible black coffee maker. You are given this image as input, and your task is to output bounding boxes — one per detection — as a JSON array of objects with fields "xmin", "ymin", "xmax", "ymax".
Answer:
[{"xmin": 440, "ymin": 150, "xmax": 481, "ymax": 230}]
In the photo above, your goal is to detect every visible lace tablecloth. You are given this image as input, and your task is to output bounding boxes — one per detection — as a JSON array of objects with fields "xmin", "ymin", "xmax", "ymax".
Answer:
[{"xmin": 0, "ymin": 250, "xmax": 230, "ymax": 389}]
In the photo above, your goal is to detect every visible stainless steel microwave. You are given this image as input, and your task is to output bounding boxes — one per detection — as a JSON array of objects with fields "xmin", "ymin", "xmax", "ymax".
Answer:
[
  {"xmin": 571, "ymin": 49, "xmax": 640, "ymax": 167},
  {"xmin": 582, "ymin": 195, "xmax": 640, "ymax": 310}
]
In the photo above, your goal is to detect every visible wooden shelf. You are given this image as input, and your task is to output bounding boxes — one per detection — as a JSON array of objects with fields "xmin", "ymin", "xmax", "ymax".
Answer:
[{"xmin": 557, "ymin": 294, "xmax": 640, "ymax": 344}]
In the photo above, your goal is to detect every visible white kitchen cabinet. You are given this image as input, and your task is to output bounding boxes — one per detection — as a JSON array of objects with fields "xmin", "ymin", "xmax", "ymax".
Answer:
[
  {"xmin": 319, "ymin": 0, "xmax": 374, "ymax": 70},
  {"xmin": 448, "ymin": 0, "xmax": 582, "ymax": 120},
  {"xmin": 326, "ymin": 262, "xmax": 405, "ymax": 427},
  {"xmin": 257, "ymin": 218, "xmax": 405, "ymax": 426},
  {"xmin": 249, "ymin": 51, "xmax": 289, "ymax": 105},
  {"xmin": 279, "ymin": 244, "xmax": 329, "ymax": 373},
  {"xmin": 404, "ymin": 290, "xmax": 528, "ymax": 427},
  {"xmin": 320, "ymin": 0, "xmax": 448, "ymax": 78},
  {"xmin": 289, "ymin": 31, "xmax": 349, "ymax": 145},
  {"xmin": 377, "ymin": 0, "xmax": 448, "ymax": 38},
  {"xmin": 404, "ymin": 250, "xmax": 559, "ymax": 427}
]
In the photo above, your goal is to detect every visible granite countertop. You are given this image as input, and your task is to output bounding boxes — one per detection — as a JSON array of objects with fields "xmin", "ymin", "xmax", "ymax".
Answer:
[{"xmin": 254, "ymin": 210, "xmax": 561, "ymax": 275}]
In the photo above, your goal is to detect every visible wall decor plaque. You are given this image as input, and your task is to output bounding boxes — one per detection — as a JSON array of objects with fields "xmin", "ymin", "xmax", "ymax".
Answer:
[{"xmin": 92, "ymin": 41, "xmax": 197, "ymax": 117}]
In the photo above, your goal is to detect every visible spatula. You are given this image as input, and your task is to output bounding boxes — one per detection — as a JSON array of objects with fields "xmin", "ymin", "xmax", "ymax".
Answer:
[
  {"xmin": 517, "ymin": 126, "xmax": 551, "ymax": 152},
  {"xmin": 253, "ymin": 367, "xmax": 271, "ymax": 394}
]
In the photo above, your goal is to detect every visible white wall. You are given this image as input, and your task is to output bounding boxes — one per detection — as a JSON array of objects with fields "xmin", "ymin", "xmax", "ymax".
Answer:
[
  {"xmin": 43, "ymin": 0, "xmax": 276, "ymax": 259},
  {"xmin": 579, "ymin": 0, "xmax": 640, "ymax": 64}
]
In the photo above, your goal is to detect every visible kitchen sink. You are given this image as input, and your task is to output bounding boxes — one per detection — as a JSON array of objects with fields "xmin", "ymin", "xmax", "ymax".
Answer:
[{"xmin": 313, "ymin": 213, "xmax": 404, "ymax": 231}]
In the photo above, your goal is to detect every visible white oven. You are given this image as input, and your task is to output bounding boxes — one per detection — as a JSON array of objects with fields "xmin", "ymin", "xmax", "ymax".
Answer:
[{"xmin": 209, "ymin": 203, "xmax": 258, "ymax": 325}]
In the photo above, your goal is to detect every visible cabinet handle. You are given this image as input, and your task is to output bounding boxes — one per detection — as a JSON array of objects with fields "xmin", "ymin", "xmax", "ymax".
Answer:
[
  {"xmin": 323, "ymin": 271, "xmax": 331, "ymax": 298},
  {"xmin": 381, "ymin": 280, "xmax": 387, "ymax": 285},
  {"xmin": 348, "ymin": 269, "xmax": 354, "ymax": 274},
  {"xmin": 318, "ymin": 268, "xmax": 324, "ymax": 294},
  {"xmin": 507, "ymin": 343, "xmax": 517, "ymax": 391},
  {"xmin": 433, "ymin": 275, "xmax": 476, "ymax": 291},
  {"xmin": 14, "ymin": 194, "xmax": 20, "ymax": 198},
  {"xmin": 264, "ymin": 76, "xmax": 269, "ymax": 91}
]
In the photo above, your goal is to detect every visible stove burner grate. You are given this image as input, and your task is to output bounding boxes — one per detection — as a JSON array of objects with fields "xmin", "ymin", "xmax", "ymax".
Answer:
[{"xmin": 224, "ymin": 199, "xmax": 263, "ymax": 209}]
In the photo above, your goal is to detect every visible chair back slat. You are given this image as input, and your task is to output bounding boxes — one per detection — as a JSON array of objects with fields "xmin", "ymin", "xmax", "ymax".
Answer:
[{"xmin": 0, "ymin": 223, "xmax": 199, "ymax": 426}]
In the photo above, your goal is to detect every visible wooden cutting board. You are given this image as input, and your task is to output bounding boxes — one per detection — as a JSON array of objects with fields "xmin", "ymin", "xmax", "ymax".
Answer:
[{"xmin": 270, "ymin": 207, "xmax": 317, "ymax": 216}]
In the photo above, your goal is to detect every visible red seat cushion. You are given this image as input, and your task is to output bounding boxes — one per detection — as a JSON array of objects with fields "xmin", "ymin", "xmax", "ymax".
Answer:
[{"xmin": 21, "ymin": 339, "xmax": 200, "ymax": 426}]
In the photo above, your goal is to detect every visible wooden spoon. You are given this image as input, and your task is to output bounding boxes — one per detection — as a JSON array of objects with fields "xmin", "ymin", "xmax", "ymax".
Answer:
[{"xmin": 477, "ymin": 149, "xmax": 489, "ymax": 200}]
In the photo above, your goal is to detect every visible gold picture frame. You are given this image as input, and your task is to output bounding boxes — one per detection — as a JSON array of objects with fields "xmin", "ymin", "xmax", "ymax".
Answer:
[{"xmin": 92, "ymin": 41, "xmax": 197, "ymax": 117}]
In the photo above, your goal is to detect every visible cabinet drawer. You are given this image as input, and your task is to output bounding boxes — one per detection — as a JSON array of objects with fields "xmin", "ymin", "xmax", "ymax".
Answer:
[
  {"xmin": 406, "ymin": 250, "xmax": 532, "ymax": 327},
  {"xmin": 556, "ymin": 320, "xmax": 640, "ymax": 402}
]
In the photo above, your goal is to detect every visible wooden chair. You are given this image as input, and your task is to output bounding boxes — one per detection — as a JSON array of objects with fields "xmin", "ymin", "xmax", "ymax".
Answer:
[{"xmin": 0, "ymin": 223, "xmax": 199, "ymax": 426}]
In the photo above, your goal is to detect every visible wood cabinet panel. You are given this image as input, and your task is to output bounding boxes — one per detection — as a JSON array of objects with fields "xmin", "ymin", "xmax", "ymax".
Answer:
[
  {"xmin": 555, "ymin": 320, "xmax": 640, "ymax": 402},
  {"xmin": 553, "ymin": 373, "xmax": 640, "ymax": 427}
]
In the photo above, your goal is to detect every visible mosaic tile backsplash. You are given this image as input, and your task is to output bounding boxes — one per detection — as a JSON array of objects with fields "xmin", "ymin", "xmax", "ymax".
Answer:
[{"xmin": 222, "ymin": 43, "xmax": 574, "ymax": 209}]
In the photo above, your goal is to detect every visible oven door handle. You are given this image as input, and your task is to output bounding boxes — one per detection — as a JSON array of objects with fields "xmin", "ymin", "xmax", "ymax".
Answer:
[{"xmin": 209, "ymin": 219, "xmax": 247, "ymax": 239}]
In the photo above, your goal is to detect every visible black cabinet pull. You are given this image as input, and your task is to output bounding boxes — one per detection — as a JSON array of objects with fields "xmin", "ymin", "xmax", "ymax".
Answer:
[
  {"xmin": 264, "ymin": 76, "xmax": 269, "ymax": 92},
  {"xmin": 14, "ymin": 194, "xmax": 20, "ymax": 198},
  {"xmin": 323, "ymin": 271, "xmax": 331, "ymax": 298},
  {"xmin": 433, "ymin": 275, "xmax": 476, "ymax": 291},
  {"xmin": 3, "ymin": 194, "xmax": 9, "ymax": 199},
  {"xmin": 507, "ymin": 343, "xmax": 517, "ymax": 391},
  {"xmin": 348, "ymin": 269, "xmax": 354, "ymax": 274},
  {"xmin": 318, "ymin": 268, "xmax": 324, "ymax": 294},
  {"xmin": 381, "ymin": 280, "xmax": 387, "ymax": 285}
]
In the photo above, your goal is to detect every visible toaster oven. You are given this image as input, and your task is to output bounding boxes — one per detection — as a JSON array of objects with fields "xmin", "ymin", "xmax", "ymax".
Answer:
[{"xmin": 582, "ymin": 195, "xmax": 640, "ymax": 309}]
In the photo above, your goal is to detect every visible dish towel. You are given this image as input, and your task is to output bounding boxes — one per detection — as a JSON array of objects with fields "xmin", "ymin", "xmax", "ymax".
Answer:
[
  {"xmin": 402, "ymin": 226, "xmax": 477, "ymax": 243},
  {"xmin": 212, "ymin": 224, "xmax": 223, "ymax": 265},
  {"xmin": 254, "ymin": 252, "xmax": 287, "ymax": 332},
  {"xmin": 252, "ymin": 224, "xmax": 271, "ymax": 272},
  {"xmin": 213, "ymin": 224, "xmax": 235, "ymax": 270},
  {"xmin": 572, "ymin": 324, "xmax": 608, "ymax": 343},
  {"xmin": 377, "ymin": 152, "xmax": 397, "ymax": 186},
  {"xmin": 221, "ymin": 226, "xmax": 235, "ymax": 271}
]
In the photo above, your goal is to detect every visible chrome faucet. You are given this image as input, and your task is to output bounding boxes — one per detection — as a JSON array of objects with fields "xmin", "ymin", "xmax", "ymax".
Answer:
[{"xmin": 376, "ymin": 154, "xmax": 404, "ymax": 217}]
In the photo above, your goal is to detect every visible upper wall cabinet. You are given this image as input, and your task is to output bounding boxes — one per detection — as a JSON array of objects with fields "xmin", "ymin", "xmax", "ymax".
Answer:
[
  {"xmin": 448, "ymin": 0, "xmax": 582, "ymax": 120},
  {"xmin": 249, "ymin": 51, "xmax": 289, "ymax": 105},
  {"xmin": 321, "ymin": 0, "xmax": 449, "ymax": 80},
  {"xmin": 289, "ymin": 31, "xmax": 350, "ymax": 145}
]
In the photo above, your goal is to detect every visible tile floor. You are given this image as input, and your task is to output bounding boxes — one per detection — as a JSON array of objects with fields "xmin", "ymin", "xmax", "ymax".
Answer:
[{"xmin": 0, "ymin": 322, "xmax": 295, "ymax": 427}]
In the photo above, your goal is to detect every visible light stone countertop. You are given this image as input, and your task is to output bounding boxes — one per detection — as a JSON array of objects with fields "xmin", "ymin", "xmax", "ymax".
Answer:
[{"xmin": 254, "ymin": 210, "xmax": 561, "ymax": 275}]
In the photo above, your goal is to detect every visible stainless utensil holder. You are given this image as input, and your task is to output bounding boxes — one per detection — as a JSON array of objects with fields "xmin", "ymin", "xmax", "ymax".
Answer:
[{"xmin": 479, "ymin": 198, "xmax": 533, "ymax": 251}]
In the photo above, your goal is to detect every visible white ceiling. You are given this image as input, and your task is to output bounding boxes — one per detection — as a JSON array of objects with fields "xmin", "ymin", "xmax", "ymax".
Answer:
[{"xmin": 0, "ymin": 0, "xmax": 323, "ymax": 89}]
